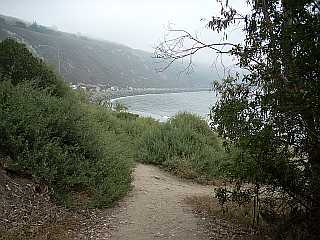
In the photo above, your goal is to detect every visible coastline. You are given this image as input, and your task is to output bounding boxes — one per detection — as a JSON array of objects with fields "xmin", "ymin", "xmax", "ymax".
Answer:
[
  {"xmin": 111, "ymin": 89, "xmax": 214, "ymax": 122},
  {"xmin": 109, "ymin": 88, "xmax": 210, "ymax": 102}
]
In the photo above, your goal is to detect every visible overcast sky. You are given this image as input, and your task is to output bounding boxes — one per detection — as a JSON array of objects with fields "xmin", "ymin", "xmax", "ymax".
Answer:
[{"xmin": 0, "ymin": 0, "xmax": 248, "ymax": 67}]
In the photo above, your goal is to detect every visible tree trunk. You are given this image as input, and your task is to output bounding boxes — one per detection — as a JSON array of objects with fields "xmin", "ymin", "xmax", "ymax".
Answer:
[
  {"xmin": 303, "ymin": 110, "xmax": 320, "ymax": 238},
  {"xmin": 308, "ymin": 144, "xmax": 320, "ymax": 239}
]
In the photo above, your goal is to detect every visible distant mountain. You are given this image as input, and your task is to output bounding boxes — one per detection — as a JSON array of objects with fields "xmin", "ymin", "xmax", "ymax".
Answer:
[{"xmin": 0, "ymin": 14, "xmax": 216, "ymax": 88}]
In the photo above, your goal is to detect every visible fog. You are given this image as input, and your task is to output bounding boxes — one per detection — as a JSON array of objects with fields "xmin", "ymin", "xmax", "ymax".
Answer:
[{"xmin": 0, "ymin": 0, "xmax": 248, "ymax": 67}]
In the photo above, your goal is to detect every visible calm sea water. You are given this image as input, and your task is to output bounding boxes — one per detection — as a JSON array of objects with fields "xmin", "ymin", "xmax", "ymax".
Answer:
[{"xmin": 114, "ymin": 91, "xmax": 217, "ymax": 122}]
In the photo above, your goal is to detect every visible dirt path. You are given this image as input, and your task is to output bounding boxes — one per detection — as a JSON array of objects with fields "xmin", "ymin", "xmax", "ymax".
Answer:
[{"xmin": 111, "ymin": 164, "xmax": 213, "ymax": 240}]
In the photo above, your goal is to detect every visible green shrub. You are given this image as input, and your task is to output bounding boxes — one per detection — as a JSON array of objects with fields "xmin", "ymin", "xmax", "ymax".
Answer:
[
  {"xmin": 0, "ymin": 81, "xmax": 133, "ymax": 207},
  {"xmin": 0, "ymin": 39, "xmax": 136, "ymax": 207},
  {"xmin": 113, "ymin": 102, "xmax": 128, "ymax": 112},
  {"xmin": 138, "ymin": 112, "xmax": 227, "ymax": 180},
  {"xmin": 0, "ymin": 38, "xmax": 68, "ymax": 97}
]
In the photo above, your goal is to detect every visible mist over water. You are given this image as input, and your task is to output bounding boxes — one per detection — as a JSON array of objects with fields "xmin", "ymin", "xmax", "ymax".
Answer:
[{"xmin": 115, "ymin": 91, "xmax": 216, "ymax": 122}]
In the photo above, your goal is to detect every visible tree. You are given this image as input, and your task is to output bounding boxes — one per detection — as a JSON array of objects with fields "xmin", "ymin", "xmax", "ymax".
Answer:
[
  {"xmin": 0, "ymin": 39, "xmax": 68, "ymax": 97},
  {"xmin": 155, "ymin": 0, "xmax": 320, "ymax": 238}
]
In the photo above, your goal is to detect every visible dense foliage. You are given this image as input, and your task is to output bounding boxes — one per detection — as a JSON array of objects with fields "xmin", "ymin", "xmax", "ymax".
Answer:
[
  {"xmin": 139, "ymin": 112, "xmax": 227, "ymax": 180},
  {"xmin": 0, "ymin": 39, "xmax": 68, "ymax": 97},
  {"xmin": 156, "ymin": 0, "xmax": 319, "ymax": 238},
  {"xmin": 208, "ymin": 1, "xmax": 320, "ymax": 238},
  {"xmin": 0, "ymin": 39, "xmax": 134, "ymax": 207}
]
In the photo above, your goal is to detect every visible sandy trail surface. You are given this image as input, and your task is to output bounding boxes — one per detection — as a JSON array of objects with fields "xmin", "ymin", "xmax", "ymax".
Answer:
[{"xmin": 111, "ymin": 164, "xmax": 213, "ymax": 240}]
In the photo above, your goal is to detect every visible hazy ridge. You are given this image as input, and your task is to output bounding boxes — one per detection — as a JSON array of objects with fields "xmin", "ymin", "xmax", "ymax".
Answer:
[{"xmin": 0, "ymin": 14, "xmax": 216, "ymax": 89}]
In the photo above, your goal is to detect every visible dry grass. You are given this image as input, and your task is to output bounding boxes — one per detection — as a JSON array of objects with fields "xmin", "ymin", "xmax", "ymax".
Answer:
[
  {"xmin": 184, "ymin": 195, "xmax": 269, "ymax": 240},
  {"xmin": 0, "ymin": 168, "xmax": 117, "ymax": 240},
  {"xmin": 0, "ymin": 218, "xmax": 78, "ymax": 240},
  {"xmin": 185, "ymin": 195, "xmax": 254, "ymax": 224},
  {"xmin": 0, "ymin": 168, "xmax": 79, "ymax": 240}
]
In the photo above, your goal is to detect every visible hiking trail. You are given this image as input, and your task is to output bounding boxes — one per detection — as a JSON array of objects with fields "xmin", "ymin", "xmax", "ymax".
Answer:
[{"xmin": 111, "ymin": 164, "xmax": 213, "ymax": 240}]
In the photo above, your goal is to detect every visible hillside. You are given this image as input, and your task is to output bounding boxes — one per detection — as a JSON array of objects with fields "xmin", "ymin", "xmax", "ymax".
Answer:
[{"xmin": 0, "ymin": 14, "xmax": 215, "ymax": 88}]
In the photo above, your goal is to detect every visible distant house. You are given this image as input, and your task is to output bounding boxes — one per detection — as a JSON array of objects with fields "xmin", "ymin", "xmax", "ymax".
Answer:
[
  {"xmin": 79, "ymin": 83, "xmax": 87, "ymax": 90},
  {"xmin": 70, "ymin": 84, "xmax": 78, "ymax": 90},
  {"xmin": 97, "ymin": 84, "xmax": 107, "ymax": 91},
  {"xmin": 86, "ymin": 84, "xmax": 100, "ymax": 92},
  {"xmin": 110, "ymin": 86, "xmax": 119, "ymax": 91}
]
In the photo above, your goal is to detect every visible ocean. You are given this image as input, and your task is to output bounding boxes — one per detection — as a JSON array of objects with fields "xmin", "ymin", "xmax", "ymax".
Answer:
[{"xmin": 113, "ymin": 91, "xmax": 217, "ymax": 122}]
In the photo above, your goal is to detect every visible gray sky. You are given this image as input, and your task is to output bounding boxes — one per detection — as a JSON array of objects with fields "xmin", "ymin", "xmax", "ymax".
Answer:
[{"xmin": 0, "ymin": 0, "xmax": 248, "ymax": 67}]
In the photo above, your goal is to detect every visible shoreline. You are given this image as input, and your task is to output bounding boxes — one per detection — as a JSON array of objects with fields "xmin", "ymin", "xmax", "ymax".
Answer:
[
  {"xmin": 110, "ymin": 88, "xmax": 211, "ymax": 102},
  {"xmin": 111, "ymin": 89, "xmax": 214, "ymax": 122}
]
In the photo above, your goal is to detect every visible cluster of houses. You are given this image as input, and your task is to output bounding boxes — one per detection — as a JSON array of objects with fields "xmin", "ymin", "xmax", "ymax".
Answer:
[
  {"xmin": 69, "ymin": 83, "xmax": 210, "ymax": 101},
  {"xmin": 70, "ymin": 83, "xmax": 134, "ymax": 92}
]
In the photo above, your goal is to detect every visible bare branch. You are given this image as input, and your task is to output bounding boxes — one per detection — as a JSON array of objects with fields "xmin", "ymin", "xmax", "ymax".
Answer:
[
  {"xmin": 153, "ymin": 28, "xmax": 236, "ymax": 73},
  {"xmin": 314, "ymin": 1, "xmax": 320, "ymax": 12}
]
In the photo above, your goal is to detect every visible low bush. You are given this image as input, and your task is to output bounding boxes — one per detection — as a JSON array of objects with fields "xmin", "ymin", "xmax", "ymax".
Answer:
[
  {"xmin": 0, "ymin": 81, "xmax": 133, "ymax": 207},
  {"xmin": 0, "ymin": 39, "xmax": 136, "ymax": 207},
  {"xmin": 138, "ymin": 112, "xmax": 228, "ymax": 180}
]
